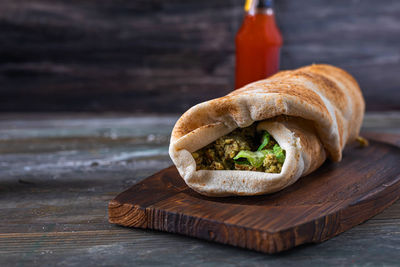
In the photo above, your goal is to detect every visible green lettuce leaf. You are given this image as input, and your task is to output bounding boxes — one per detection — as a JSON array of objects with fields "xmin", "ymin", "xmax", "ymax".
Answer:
[
  {"xmin": 234, "ymin": 131, "xmax": 286, "ymax": 169},
  {"xmin": 257, "ymin": 131, "xmax": 270, "ymax": 151},
  {"xmin": 273, "ymin": 144, "xmax": 286, "ymax": 163},
  {"xmin": 234, "ymin": 158, "xmax": 251, "ymax": 165},
  {"xmin": 233, "ymin": 150, "xmax": 270, "ymax": 168}
]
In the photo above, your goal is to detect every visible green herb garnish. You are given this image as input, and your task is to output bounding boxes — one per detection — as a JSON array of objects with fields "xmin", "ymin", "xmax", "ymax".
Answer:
[
  {"xmin": 273, "ymin": 144, "xmax": 286, "ymax": 163},
  {"xmin": 257, "ymin": 131, "xmax": 270, "ymax": 151}
]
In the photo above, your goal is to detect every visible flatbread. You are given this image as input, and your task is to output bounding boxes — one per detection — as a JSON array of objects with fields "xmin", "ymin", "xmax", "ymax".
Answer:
[{"xmin": 169, "ymin": 64, "xmax": 365, "ymax": 196}]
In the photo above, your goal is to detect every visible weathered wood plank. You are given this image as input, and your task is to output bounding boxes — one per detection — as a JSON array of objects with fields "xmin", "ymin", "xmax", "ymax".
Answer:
[
  {"xmin": 0, "ymin": 0, "xmax": 399, "ymax": 112},
  {"xmin": 0, "ymin": 216, "xmax": 399, "ymax": 266},
  {"xmin": 0, "ymin": 113, "xmax": 399, "ymax": 265}
]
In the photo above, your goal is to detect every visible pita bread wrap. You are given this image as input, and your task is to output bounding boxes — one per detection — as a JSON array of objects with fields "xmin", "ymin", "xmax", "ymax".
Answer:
[{"xmin": 169, "ymin": 64, "xmax": 365, "ymax": 196}]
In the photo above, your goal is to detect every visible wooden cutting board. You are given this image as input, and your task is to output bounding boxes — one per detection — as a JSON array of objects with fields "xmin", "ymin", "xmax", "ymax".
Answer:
[{"xmin": 108, "ymin": 140, "xmax": 400, "ymax": 254}]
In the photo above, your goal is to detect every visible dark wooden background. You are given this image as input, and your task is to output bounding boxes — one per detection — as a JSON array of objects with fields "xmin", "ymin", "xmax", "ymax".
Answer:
[{"xmin": 1, "ymin": 0, "xmax": 399, "ymax": 113}]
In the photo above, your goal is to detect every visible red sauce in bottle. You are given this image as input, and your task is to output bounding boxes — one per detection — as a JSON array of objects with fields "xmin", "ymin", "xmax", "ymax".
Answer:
[{"xmin": 235, "ymin": 0, "xmax": 283, "ymax": 89}]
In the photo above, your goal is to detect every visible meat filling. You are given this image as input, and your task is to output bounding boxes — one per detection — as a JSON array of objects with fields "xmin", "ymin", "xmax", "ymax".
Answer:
[{"xmin": 192, "ymin": 124, "xmax": 285, "ymax": 173}]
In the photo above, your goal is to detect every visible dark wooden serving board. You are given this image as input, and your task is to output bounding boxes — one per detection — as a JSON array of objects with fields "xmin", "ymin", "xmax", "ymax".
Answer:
[{"xmin": 108, "ymin": 140, "xmax": 400, "ymax": 254}]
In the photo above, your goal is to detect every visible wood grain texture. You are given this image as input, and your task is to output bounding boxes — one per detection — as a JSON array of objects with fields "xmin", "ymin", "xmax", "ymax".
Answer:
[
  {"xmin": 0, "ymin": 0, "xmax": 399, "ymax": 112},
  {"xmin": 109, "ymin": 140, "xmax": 400, "ymax": 254},
  {"xmin": 0, "ymin": 113, "xmax": 399, "ymax": 266}
]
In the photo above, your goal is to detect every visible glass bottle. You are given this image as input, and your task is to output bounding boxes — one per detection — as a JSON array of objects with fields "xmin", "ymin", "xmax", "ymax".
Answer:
[{"xmin": 235, "ymin": 0, "xmax": 283, "ymax": 89}]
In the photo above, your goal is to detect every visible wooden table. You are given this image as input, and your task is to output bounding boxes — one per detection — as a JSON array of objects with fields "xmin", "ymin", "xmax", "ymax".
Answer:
[{"xmin": 1, "ymin": 112, "xmax": 399, "ymax": 266}]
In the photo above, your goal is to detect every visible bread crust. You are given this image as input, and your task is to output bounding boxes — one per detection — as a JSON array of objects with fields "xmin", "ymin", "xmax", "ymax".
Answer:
[{"xmin": 169, "ymin": 64, "xmax": 365, "ymax": 196}]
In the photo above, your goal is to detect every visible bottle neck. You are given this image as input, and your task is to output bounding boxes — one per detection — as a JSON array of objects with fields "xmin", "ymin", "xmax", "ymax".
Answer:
[
  {"xmin": 247, "ymin": 0, "xmax": 274, "ymax": 16},
  {"xmin": 255, "ymin": 7, "xmax": 274, "ymax": 15}
]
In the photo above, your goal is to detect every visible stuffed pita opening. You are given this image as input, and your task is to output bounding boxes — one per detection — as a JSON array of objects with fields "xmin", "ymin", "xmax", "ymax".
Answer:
[{"xmin": 192, "ymin": 123, "xmax": 285, "ymax": 173}]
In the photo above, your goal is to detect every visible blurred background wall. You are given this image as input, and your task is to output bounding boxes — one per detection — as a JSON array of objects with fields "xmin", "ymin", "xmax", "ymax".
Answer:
[{"xmin": 1, "ymin": 0, "xmax": 399, "ymax": 113}]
